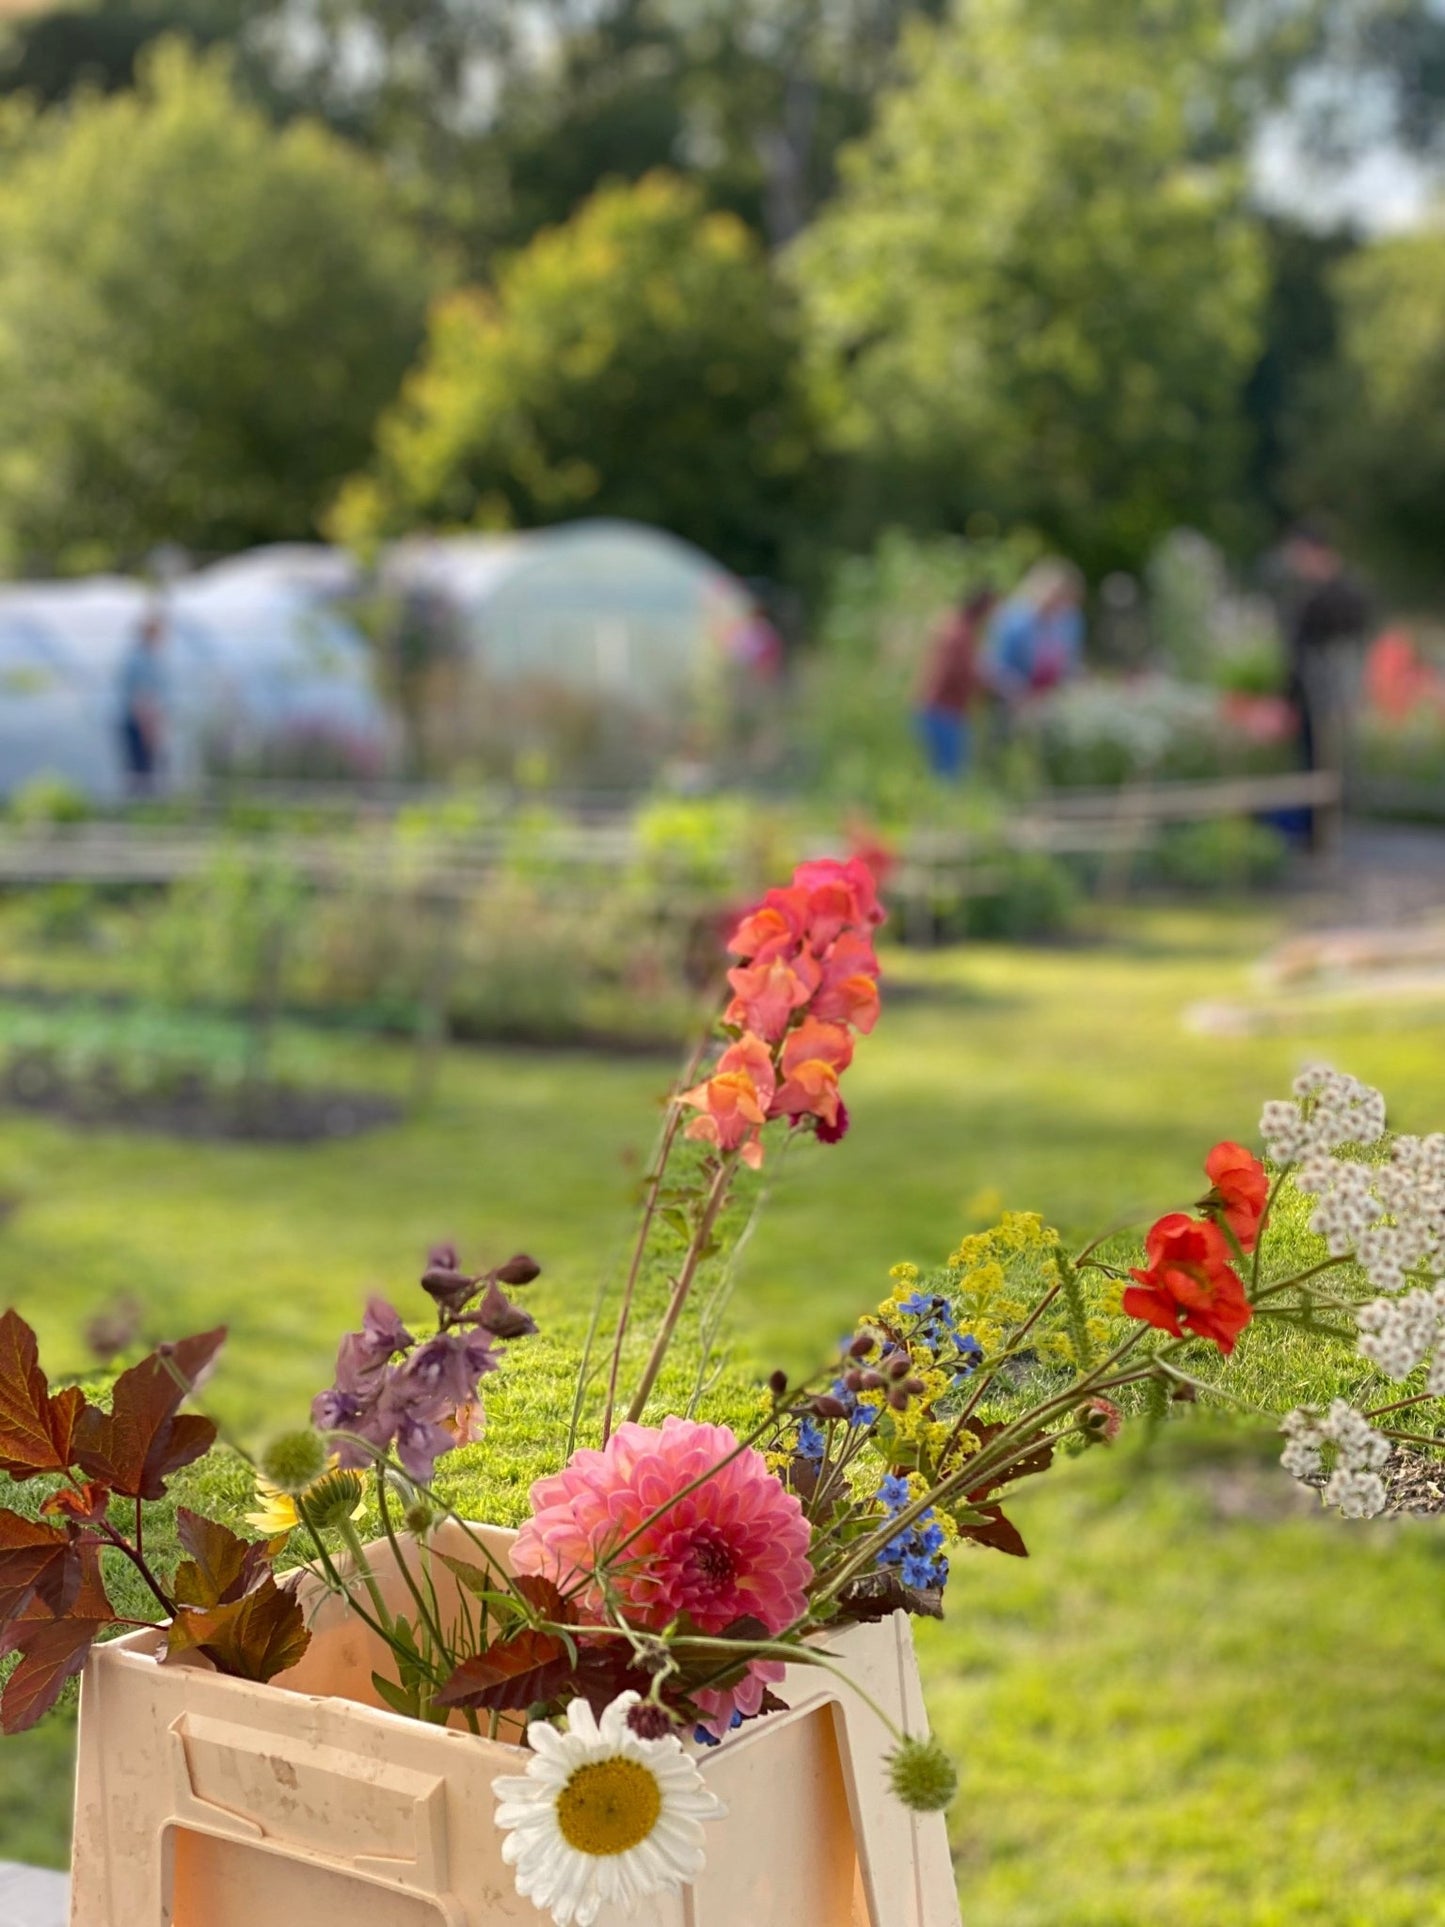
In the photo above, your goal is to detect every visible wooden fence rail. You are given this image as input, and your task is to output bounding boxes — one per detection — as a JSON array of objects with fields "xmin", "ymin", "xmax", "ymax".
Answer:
[{"xmin": 0, "ymin": 770, "xmax": 1340, "ymax": 901}]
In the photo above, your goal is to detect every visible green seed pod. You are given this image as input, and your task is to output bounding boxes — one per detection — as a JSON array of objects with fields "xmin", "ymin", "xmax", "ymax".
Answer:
[
  {"xmin": 260, "ymin": 1428, "xmax": 328, "ymax": 1496},
  {"xmin": 886, "ymin": 1736, "xmax": 958, "ymax": 1813}
]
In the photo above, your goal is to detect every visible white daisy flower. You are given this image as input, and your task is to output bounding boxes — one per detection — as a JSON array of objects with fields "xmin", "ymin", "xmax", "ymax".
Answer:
[{"xmin": 492, "ymin": 1691, "xmax": 726, "ymax": 1927}]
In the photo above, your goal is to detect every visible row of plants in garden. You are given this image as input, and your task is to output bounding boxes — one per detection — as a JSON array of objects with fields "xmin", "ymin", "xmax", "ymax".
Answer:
[{"xmin": 0, "ymin": 786, "xmax": 1294, "ymax": 1064}]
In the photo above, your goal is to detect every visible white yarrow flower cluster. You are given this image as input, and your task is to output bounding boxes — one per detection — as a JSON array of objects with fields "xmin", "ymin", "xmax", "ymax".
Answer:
[
  {"xmin": 1259, "ymin": 1065, "xmax": 1387, "ymax": 1168},
  {"xmin": 1356, "ymin": 1284, "xmax": 1445, "ymax": 1391},
  {"xmin": 1280, "ymin": 1400, "xmax": 1391, "ymax": 1519},
  {"xmin": 1260, "ymin": 1068, "xmax": 1445, "ymax": 1297}
]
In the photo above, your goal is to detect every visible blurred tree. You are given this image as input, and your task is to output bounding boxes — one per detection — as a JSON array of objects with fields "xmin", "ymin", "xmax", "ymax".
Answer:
[
  {"xmin": 0, "ymin": 41, "xmax": 436, "ymax": 574},
  {"xmin": 795, "ymin": 0, "xmax": 1268, "ymax": 574},
  {"xmin": 331, "ymin": 172, "xmax": 815, "ymax": 577},
  {"xmin": 0, "ymin": 1, "xmax": 247, "ymax": 104},
  {"xmin": 1291, "ymin": 221, "xmax": 1445, "ymax": 592},
  {"xmin": 1242, "ymin": 218, "xmax": 1352, "ymax": 525},
  {"xmin": 251, "ymin": 0, "xmax": 949, "ymax": 259}
]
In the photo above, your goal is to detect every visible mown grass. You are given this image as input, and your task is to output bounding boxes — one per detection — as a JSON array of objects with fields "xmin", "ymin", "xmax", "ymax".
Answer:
[{"xmin": 1, "ymin": 902, "xmax": 1443, "ymax": 1910}]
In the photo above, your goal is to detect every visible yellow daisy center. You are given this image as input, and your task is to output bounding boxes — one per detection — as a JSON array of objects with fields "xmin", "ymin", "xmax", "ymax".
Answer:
[{"xmin": 555, "ymin": 1758, "xmax": 663, "ymax": 1857}]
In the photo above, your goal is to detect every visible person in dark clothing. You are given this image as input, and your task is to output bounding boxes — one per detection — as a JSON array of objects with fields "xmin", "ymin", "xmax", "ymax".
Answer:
[
  {"xmin": 1284, "ymin": 525, "xmax": 1371, "ymax": 766},
  {"xmin": 117, "ymin": 609, "xmax": 171, "ymax": 794},
  {"xmin": 1278, "ymin": 523, "xmax": 1372, "ymax": 849},
  {"xmin": 914, "ymin": 587, "xmax": 999, "ymax": 780}
]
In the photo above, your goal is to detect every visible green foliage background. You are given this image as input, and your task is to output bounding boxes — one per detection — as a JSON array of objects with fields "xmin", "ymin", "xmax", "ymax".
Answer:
[{"xmin": 0, "ymin": 43, "xmax": 435, "ymax": 573}]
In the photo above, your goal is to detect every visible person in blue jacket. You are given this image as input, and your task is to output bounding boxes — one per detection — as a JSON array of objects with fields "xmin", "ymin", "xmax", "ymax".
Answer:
[{"xmin": 981, "ymin": 558, "xmax": 1085, "ymax": 713}]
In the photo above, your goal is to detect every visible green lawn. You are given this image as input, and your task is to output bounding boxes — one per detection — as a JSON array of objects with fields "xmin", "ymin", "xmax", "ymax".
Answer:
[{"xmin": 2, "ymin": 902, "xmax": 1444, "ymax": 1913}]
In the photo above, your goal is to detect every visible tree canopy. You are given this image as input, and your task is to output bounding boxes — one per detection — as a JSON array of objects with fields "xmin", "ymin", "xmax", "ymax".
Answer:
[
  {"xmin": 794, "ymin": 0, "xmax": 1270, "ymax": 572},
  {"xmin": 0, "ymin": 42, "xmax": 436, "ymax": 574},
  {"xmin": 1294, "ymin": 222, "xmax": 1445, "ymax": 593},
  {"xmin": 332, "ymin": 172, "xmax": 815, "ymax": 578}
]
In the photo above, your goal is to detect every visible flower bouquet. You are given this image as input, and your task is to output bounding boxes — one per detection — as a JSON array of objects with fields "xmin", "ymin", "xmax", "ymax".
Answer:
[{"xmin": 2, "ymin": 858, "xmax": 1443, "ymax": 1926}]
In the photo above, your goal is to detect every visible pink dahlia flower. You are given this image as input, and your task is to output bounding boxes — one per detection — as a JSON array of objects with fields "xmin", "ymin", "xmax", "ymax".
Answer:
[{"xmin": 513, "ymin": 1418, "xmax": 814, "ymax": 1731}]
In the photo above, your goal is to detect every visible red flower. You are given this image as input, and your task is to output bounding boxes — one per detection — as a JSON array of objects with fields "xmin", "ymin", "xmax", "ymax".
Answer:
[
  {"xmin": 1122, "ymin": 1213, "xmax": 1253, "ymax": 1355},
  {"xmin": 792, "ymin": 856, "xmax": 885, "ymax": 945},
  {"xmin": 1202, "ymin": 1140, "xmax": 1270, "ymax": 1254}
]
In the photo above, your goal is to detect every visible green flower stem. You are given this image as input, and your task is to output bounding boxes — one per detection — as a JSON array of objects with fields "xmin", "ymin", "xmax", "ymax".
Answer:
[
  {"xmin": 297, "ymin": 1514, "xmax": 447, "ymax": 1690},
  {"xmin": 1367, "ymin": 1390, "xmax": 1444, "ymax": 1421},
  {"xmin": 335, "ymin": 1511, "xmax": 396, "ymax": 1631},
  {"xmin": 625, "ymin": 1153, "xmax": 738, "ymax": 1425},
  {"xmin": 1251, "ymin": 1255, "xmax": 1352, "ymax": 1301},
  {"xmin": 945, "ymin": 1278, "xmax": 1063, "ymax": 1447},
  {"xmin": 375, "ymin": 1469, "xmax": 450, "ymax": 1664},
  {"xmin": 1252, "ymin": 1163, "xmax": 1294, "ymax": 1295},
  {"xmin": 598, "ymin": 1036, "xmax": 707, "ymax": 1446}
]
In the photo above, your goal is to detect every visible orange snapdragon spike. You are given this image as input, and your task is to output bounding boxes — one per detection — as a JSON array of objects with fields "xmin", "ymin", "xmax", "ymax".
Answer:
[
  {"xmin": 812, "ymin": 971, "xmax": 880, "ymax": 1033},
  {"xmin": 1122, "ymin": 1212, "xmax": 1253, "ymax": 1354},
  {"xmin": 771, "ymin": 1057, "xmax": 842, "ymax": 1128},
  {"xmin": 1202, "ymin": 1140, "xmax": 1270, "ymax": 1253},
  {"xmin": 781, "ymin": 1016, "xmax": 854, "ymax": 1077},
  {"xmin": 725, "ymin": 954, "xmax": 822, "ymax": 1043},
  {"xmin": 727, "ymin": 890, "xmax": 810, "ymax": 964},
  {"xmin": 681, "ymin": 1032, "xmax": 776, "ymax": 1168}
]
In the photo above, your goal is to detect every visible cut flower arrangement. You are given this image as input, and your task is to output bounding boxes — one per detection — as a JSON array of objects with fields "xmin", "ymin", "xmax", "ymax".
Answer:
[{"xmin": 2, "ymin": 859, "xmax": 1443, "ymax": 1924}]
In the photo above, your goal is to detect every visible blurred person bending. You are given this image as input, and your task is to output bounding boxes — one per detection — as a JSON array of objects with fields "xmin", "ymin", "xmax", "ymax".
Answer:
[{"xmin": 981, "ymin": 558, "xmax": 1085, "ymax": 716}]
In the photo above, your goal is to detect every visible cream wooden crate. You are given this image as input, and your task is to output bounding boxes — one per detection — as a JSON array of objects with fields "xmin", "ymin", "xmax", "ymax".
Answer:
[{"xmin": 69, "ymin": 1523, "xmax": 960, "ymax": 1927}]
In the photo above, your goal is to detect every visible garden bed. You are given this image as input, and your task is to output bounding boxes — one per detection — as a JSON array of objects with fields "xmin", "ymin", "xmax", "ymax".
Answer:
[{"xmin": 0, "ymin": 1054, "xmax": 401, "ymax": 1142}]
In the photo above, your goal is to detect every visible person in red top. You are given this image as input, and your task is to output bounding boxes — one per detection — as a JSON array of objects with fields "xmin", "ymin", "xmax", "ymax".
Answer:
[{"xmin": 914, "ymin": 586, "xmax": 998, "ymax": 779}]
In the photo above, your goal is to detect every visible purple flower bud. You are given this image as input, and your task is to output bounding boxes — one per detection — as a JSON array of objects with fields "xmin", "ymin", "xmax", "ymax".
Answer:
[
  {"xmin": 420, "ymin": 1265, "xmax": 476, "ymax": 1314},
  {"xmin": 495, "ymin": 1253, "xmax": 541, "ymax": 1287},
  {"xmin": 471, "ymin": 1279, "xmax": 538, "ymax": 1341},
  {"xmin": 427, "ymin": 1242, "xmax": 460, "ymax": 1272}
]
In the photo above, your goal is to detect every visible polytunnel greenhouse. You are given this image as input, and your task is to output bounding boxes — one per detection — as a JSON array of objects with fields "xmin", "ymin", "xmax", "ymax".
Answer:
[
  {"xmin": 381, "ymin": 519, "xmax": 757, "ymax": 784},
  {"xmin": 0, "ymin": 575, "xmax": 392, "ymax": 801}
]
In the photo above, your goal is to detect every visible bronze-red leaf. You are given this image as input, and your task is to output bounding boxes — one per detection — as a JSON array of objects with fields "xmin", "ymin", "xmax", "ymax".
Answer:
[
  {"xmin": 172, "ymin": 1509, "xmax": 283, "ymax": 1610},
  {"xmin": 434, "ymin": 1629, "xmax": 569, "ymax": 1712},
  {"xmin": 0, "ymin": 1310, "xmax": 90, "ymax": 1480},
  {"xmin": 0, "ymin": 1616, "xmax": 103, "ymax": 1733},
  {"xmin": 0, "ymin": 1512, "xmax": 83, "ymax": 1621},
  {"xmin": 166, "ymin": 1572, "xmax": 309, "ymax": 1682},
  {"xmin": 73, "ymin": 1329, "xmax": 224, "ymax": 1500}
]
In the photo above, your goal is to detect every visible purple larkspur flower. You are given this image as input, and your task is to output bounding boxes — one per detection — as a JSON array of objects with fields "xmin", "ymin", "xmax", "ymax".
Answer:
[{"xmin": 402, "ymin": 1330, "xmax": 500, "ymax": 1412}]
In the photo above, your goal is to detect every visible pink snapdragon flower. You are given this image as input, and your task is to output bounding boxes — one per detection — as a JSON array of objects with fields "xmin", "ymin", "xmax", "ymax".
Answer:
[{"xmin": 513, "ymin": 1417, "xmax": 814, "ymax": 1734}]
